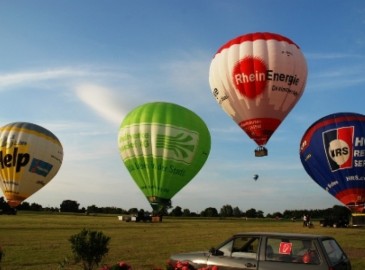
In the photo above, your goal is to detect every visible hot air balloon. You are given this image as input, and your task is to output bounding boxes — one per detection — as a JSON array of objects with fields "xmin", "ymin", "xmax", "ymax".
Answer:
[
  {"xmin": 118, "ymin": 102, "xmax": 211, "ymax": 216},
  {"xmin": 209, "ymin": 32, "xmax": 308, "ymax": 157},
  {"xmin": 0, "ymin": 122, "xmax": 63, "ymax": 208},
  {"xmin": 300, "ymin": 112, "xmax": 365, "ymax": 213}
]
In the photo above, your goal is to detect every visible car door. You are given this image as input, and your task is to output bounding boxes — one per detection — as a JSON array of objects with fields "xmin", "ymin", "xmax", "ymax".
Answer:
[{"xmin": 208, "ymin": 235, "xmax": 259, "ymax": 269}]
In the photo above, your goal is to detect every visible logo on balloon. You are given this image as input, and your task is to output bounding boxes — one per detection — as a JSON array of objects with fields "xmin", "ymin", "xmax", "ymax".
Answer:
[
  {"xmin": 119, "ymin": 124, "xmax": 198, "ymax": 164},
  {"xmin": 232, "ymin": 56, "xmax": 267, "ymax": 99},
  {"xmin": 29, "ymin": 158, "xmax": 53, "ymax": 177},
  {"xmin": 323, "ymin": 127, "xmax": 353, "ymax": 171},
  {"xmin": 156, "ymin": 133, "xmax": 195, "ymax": 159}
]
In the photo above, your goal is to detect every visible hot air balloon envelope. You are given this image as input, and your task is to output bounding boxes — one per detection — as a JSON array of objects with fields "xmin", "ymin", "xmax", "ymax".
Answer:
[
  {"xmin": 300, "ymin": 113, "xmax": 365, "ymax": 213},
  {"xmin": 118, "ymin": 102, "xmax": 211, "ymax": 214},
  {"xmin": 0, "ymin": 122, "xmax": 63, "ymax": 207},
  {"xmin": 209, "ymin": 32, "xmax": 308, "ymax": 156}
]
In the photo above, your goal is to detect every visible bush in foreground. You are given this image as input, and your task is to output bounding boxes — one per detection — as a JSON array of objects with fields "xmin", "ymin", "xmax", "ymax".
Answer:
[{"xmin": 69, "ymin": 228, "xmax": 110, "ymax": 270}]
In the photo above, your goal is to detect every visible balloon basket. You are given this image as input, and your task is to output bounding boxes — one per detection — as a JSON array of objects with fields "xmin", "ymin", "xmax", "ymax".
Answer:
[
  {"xmin": 255, "ymin": 147, "xmax": 268, "ymax": 157},
  {"xmin": 151, "ymin": 215, "xmax": 163, "ymax": 222}
]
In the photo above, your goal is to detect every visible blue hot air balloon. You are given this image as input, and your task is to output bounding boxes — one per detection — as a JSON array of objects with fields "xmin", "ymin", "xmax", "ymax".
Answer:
[{"xmin": 300, "ymin": 112, "xmax": 365, "ymax": 213}]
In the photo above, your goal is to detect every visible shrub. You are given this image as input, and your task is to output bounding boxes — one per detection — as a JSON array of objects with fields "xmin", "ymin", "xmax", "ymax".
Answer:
[{"xmin": 69, "ymin": 228, "xmax": 111, "ymax": 270}]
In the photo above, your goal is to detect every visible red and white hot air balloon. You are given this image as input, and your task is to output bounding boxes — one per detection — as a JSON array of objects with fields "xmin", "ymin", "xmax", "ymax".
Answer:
[{"xmin": 209, "ymin": 32, "xmax": 308, "ymax": 156}]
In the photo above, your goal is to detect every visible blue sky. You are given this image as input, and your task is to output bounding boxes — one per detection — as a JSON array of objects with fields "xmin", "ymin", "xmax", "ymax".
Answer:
[{"xmin": 1, "ymin": 1, "xmax": 365, "ymax": 215}]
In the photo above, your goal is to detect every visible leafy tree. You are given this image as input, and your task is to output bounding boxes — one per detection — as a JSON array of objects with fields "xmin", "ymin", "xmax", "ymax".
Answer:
[
  {"xmin": 60, "ymin": 200, "xmax": 80, "ymax": 212},
  {"xmin": 87, "ymin": 205, "xmax": 99, "ymax": 214},
  {"xmin": 201, "ymin": 207, "xmax": 218, "ymax": 217},
  {"xmin": 128, "ymin": 208, "xmax": 139, "ymax": 215},
  {"xmin": 220, "ymin": 204, "xmax": 233, "ymax": 217},
  {"xmin": 170, "ymin": 206, "xmax": 183, "ymax": 217},
  {"xmin": 272, "ymin": 211, "xmax": 283, "ymax": 219},
  {"xmin": 245, "ymin": 208, "xmax": 257, "ymax": 218},
  {"xmin": 182, "ymin": 208, "xmax": 191, "ymax": 217},
  {"xmin": 256, "ymin": 210, "xmax": 264, "ymax": 218},
  {"xmin": 233, "ymin": 207, "xmax": 242, "ymax": 217},
  {"xmin": 137, "ymin": 209, "xmax": 146, "ymax": 220},
  {"xmin": 18, "ymin": 201, "xmax": 30, "ymax": 210},
  {"xmin": 0, "ymin": 196, "xmax": 16, "ymax": 215},
  {"xmin": 69, "ymin": 228, "xmax": 110, "ymax": 270},
  {"xmin": 30, "ymin": 202, "xmax": 43, "ymax": 211},
  {"xmin": 0, "ymin": 197, "xmax": 5, "ymax": 206}
]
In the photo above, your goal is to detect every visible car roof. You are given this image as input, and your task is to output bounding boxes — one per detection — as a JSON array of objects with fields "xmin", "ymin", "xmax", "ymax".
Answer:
[{"xmin": 233, "ymin": 232, "xmax": 333, "ymax": 239}]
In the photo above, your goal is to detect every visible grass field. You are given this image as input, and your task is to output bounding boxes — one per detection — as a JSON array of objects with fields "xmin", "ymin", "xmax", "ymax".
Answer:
[{"xmin": 0, "ymin": 212, "xmax": 364, "ymax": 270}]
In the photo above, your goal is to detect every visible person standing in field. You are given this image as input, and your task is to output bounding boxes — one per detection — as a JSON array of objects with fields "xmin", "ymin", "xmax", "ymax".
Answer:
[{"xmin": 303, "ymin": 214, "xmax": 307, "ymax": 227}]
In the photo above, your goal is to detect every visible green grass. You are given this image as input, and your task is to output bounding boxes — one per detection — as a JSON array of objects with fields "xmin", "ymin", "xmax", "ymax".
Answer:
[{"xmin": 0, "ymin": 212, "xmax": 364, "ymax": 270}]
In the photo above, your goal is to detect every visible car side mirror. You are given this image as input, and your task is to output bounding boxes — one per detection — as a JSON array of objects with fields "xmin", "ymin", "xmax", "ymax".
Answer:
[{"xmin": 209, "ymin": 247, "xmax": 224, "ymax": 256}]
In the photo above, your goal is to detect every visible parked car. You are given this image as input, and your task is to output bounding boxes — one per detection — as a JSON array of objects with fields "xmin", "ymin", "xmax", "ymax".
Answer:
[{"xmin": 169, "ymin": 232, "xmax": 351, "ymax": 270}]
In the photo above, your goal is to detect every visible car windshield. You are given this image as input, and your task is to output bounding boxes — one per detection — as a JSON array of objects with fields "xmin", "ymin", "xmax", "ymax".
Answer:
[{"xmin": 322, "ymin": 239, "xmax": 347, "ymax": 266}]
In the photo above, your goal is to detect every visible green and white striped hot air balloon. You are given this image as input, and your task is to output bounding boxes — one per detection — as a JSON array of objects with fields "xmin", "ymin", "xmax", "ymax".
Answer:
[{"xmin": 117, "ymin": 102, "xmax": 211, "ymax": 215}]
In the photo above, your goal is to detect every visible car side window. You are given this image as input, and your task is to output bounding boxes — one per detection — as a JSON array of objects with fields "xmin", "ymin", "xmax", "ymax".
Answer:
[
  {"xmin": 266, "ymin": 238, "xmax": 320, "ymax": 264},
  {"xmin": 217, "ymin": 240, "xmax": 233, "ymax": 256},
  {"xmin": 322, "ymin": 239, "xmax": 346, "ymax": 266},
  {"xmin": 231, "ymin": 236, "xmax": 259, "ymax": 259}
]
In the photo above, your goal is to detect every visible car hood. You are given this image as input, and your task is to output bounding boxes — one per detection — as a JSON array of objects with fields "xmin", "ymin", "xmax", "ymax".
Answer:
[{"xmin": 170, "ymin": 251, "xmax": 210, "ymax": 264}]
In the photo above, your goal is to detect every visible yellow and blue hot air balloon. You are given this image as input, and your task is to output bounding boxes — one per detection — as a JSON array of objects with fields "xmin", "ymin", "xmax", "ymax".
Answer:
[{"xmin": 0, "ymin": 122, "xmax": 63, "ymax": 207}]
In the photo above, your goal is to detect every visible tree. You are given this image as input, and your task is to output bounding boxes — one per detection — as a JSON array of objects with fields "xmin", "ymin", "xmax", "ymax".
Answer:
[
  {"xmin": 128, "ymin": 208, "xmax": 139, "ymax": 215},
  {"xmin": 233, "ymin": 207, "xmax": 242, "ymax": 217},
  {"xmin": 87, "ymin": 205, "xmax": 99, "ymax": 214},
  {"xmin": 0, "ymin": 197, "xmax": 7, "ymax": 210},
  {"xmin": 245, "ymin": 208, "xmax": 257, "ymax": 218},
  {"xmin": 201, "ymin": 207, "xmax": 218, "ymax": 217},
  {"xmin": 0, "ymin": 196, "xmax": 16, "ymax": 215},
  {"xmin": 170, "ymin": 206, "xmax": 183, "ymax": 217},
  {"xmin": 272, "ymin": 211, "xmax": 283, "ymax": 219},
  {"xmin": 256, "ymin": 210, "xmax": 264, "ymax": 218},
  {"xmin": 220, "ymin": 204, "xmax": 233, "ymax": 217},
  {"xmin": 18, "ymin": 201, "xmax": 30, "ymax": 210},
  {"xmin": 30, "ymin": 202, "xmax": 43, "ymax": 211},
  {"xmin": 60, "ymin": 200, "xmax": 80, "ymax": 212},
  {"xmin": 182, "ymin": 208, "xmax": 191, "ymax": 217}
]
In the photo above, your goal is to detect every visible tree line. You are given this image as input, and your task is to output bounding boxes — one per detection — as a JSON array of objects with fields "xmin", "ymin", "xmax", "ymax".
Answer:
[{"xmin": 0, "ymin": 197, "xmax": 351, "ymax": 219}]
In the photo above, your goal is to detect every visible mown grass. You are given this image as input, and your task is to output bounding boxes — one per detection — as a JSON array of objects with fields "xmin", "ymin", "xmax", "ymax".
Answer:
[{"xmin": 0, "ymin": 212, "xmax": 364, "ymax": 270}]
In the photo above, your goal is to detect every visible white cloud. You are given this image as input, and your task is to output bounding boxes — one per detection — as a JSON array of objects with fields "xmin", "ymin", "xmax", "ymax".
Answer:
[
  {"xmin": 0, "ymin": 68, "xmax": 87, "ymax": 88},
  {"xmin": 75, "ymin": 84, "xmax": 128, "ymax": 125}
]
